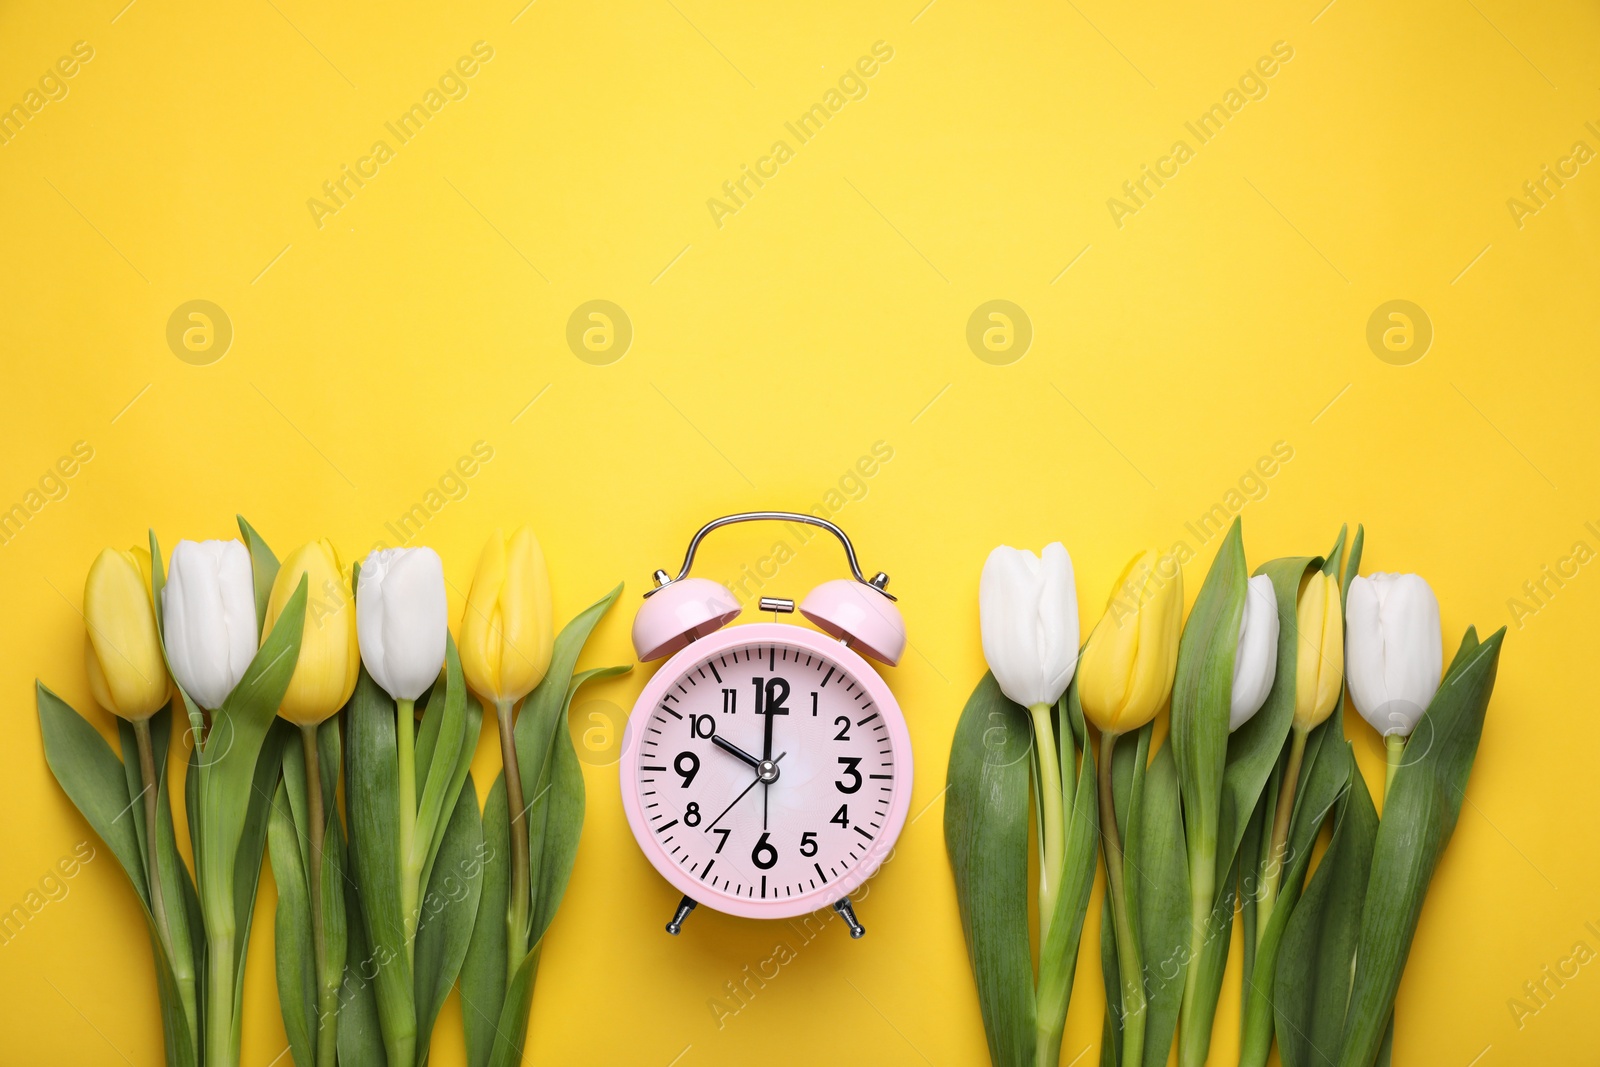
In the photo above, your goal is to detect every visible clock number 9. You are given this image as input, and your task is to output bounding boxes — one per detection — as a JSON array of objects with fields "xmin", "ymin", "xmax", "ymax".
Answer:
[
  {"xmin": 836, "ymin": 756, "xmax": 863, "ymax": 794},
  {"xmin": 673, "ymin": 751, "xmax": 699, "ymax": 788},
  {"xmin": 751, "ymin": 831, "xmax": 778, "ymax": 870}
]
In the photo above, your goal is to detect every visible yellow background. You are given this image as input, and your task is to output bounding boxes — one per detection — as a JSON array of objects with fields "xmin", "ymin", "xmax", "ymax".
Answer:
[{"xmin": 1, "ymin": 0, "xmax": 1596, "ymax": 1064}]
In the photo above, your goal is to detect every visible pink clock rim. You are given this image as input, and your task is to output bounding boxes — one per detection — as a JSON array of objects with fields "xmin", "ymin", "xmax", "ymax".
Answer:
[{"xmin": 619, "ymin": 620, "xmax": 914, "ymax": 921}]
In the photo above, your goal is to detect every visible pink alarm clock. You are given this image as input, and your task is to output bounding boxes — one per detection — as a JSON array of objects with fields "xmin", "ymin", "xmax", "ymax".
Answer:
[{"xmin": 619, "ymin": 512, "xmax": 912, "ymax": 939}]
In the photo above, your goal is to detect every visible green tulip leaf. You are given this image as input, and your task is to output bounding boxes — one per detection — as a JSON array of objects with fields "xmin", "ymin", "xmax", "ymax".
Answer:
[
  {"xmin": 1338, "ymin": 627, "xmax": 1505, "ymax": 1067},
  {"xmin": 269, "ymin": 778, "xmax": 316, "ymax": 1067},
  {"xmin": 336, "ymin": 871, "xmax": 387, "ymax": 1067},
  {"xmin": 1238, "ymin": 713, "xmax": 1350, "ymax": 1067},
  {"xmin": 118, "ymin": 708, "xmax": 201, "ymax": 1058},
  {"xmin": 1220, "ymin": 554, "xmax": 1322, "ymax": 882},
  {"xmin": 236, "ymin": 513, "xmax": 281, "ymax": 638},
  {"xmin": 1036, "ymin": 680, "xmax": 1100, "ymax": 1066},
  {"xmin": 945, "ymin": 672, "xmax": 1035, "ymax": 1067},
  {"xmin": 486, "ymin": 942, "xmax": 545, "ymax": 1067},
  {"xmin": 460, "ymin": 772, "xmax": 511, "ymax": 1067},
  {"xmin": 414, "ymin": 634, "xmax": 482, "ymax": 901},
  {"xmin": 1098, "ymin": 724, "xmax": 1150, "ymax": 1066},
  {"xmin": 36, "ymin": 683, "xmax": 146, "ymax": 898},
  {"xmin": 415, "ymin": 773, "xmax": 485, "ymax": 1054},
  {"xmin": 512, "ymin": 584, "xmax": 624, "ymax": 832},
  {"xmin": 37, "ymin": 690, "xmax": 200, "ymax": 1066},
  {"xmin": 1172, "ymin": 521, "xmax": 1247, "ymax": 889},
  {"xmin": 1137, "ymin": 738, "xmax": 1189, "ymax": 1067},
  {"xmin": 1275, "ymin": 747, "xmax": 1378, "ymax": 1067},
  {"xmin": 345, "ymin": 663, "xmax": 417, "ymax": 1067}
]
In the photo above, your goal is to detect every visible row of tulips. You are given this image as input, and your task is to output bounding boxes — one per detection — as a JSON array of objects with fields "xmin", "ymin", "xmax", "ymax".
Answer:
[
  {"xmin": 946, "ymin": 519, "xmax": 1504, "ymax": 1067},
  {"xmin": 38, "ymin": 515, "xmax": 625, "ymax": 1067}
]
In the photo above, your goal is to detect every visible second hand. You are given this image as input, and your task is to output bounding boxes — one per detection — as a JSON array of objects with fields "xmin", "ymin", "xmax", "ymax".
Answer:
[{"xmin": 705, "ymin": 752, "xmax": 785, "ymax": 833}]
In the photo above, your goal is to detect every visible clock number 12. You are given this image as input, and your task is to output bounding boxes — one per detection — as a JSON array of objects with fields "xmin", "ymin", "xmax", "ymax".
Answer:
[{"xmin": 751, "ymin": 676, "xmax": 790, "ymax": 716}]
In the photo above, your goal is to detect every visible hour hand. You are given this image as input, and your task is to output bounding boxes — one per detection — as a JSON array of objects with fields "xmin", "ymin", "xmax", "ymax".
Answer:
[{"xmin": 710, "ymin": 733, "xmax": 762, "ymax": 771}]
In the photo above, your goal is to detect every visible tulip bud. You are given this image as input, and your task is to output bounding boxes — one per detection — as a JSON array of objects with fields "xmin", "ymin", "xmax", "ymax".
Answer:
[
  {"xmin": 162, "ymin": 539, "xmax": 258, "ymax": 710},
  {"xmin": 460, "ymin": 527, "xmax": 553, "ymax": 707},
  {"xmin": 1229, "ymin": 574, "xmax": 1280, "ymax": 731},
  {"xmin": 357, "ymin": 547, "xmax": 447, "ymax": 702},
  {"xmin": 978, "ymin": 543, "xmax": 1080, "ymax": 709},
  {"xmin": 1345, "ymin": 572, "xmax": 1442, "ymax": 737},
  {"xmin": 264, "ymin": 540, "xmax": 358, "ymax": 725},
  {"xmin": 1292, "ymin": 570, "xmax": 1343, "ymax": 730},
  {"xmin": 83, "ymin": 546, "xmax": 170, "ymax": 721},
  {"xmin": 1079, "ymin": 548, "xmax": 1184, "ymax": 735}
]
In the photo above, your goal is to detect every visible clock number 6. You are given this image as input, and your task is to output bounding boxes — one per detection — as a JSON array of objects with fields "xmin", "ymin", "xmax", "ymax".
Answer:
[
  {"xmin": 836, "ymin": 756, "xmax": 863, "ymax": 793},
  {"xmin": 751, "ymin": 831, "xmax": 778, "ymax": 870}
]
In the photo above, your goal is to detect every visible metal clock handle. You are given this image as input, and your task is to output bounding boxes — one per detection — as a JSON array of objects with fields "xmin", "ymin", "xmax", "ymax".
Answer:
[{"xmin": 643, "ymin": 510, "xmax": 895, "ymax": 600}]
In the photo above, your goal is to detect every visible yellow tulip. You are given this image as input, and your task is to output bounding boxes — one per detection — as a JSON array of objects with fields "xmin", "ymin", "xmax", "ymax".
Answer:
[
  {"xmin": 84, "ymin": 546, "xmax": 169, "ymax": 721},
  {"xmin": 264, "ymin": 539, "xmax": 359, "ymax": 725},
  {"xmin": 1293, "ymin": 570, "xmax": 1344, "ymax": 730},
  {"xmin": 1078, "ymin": 548, "xmax": 1185, "ymax": 735},
  {"xmin": 460, "ymin": 527, "xmax": 553, "ymax": 707}
]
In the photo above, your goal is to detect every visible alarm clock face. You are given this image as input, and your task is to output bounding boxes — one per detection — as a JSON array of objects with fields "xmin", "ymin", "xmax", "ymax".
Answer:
[{"xmin": 620, "ymin": 622, "xmax": 913, "ymax": 920}]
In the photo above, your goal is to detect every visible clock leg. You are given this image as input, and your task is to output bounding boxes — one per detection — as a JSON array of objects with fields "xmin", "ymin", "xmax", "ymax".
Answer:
[
  {"xmin": 833, "ymin": 898, "xmax": 865, "ymax": 939},
  {"xmin": 665, "ymin": 895, "xmax": 698, "ymax": 935}
]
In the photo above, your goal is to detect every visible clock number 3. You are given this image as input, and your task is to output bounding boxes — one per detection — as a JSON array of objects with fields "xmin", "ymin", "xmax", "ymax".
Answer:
[{"xmin": 836, "ymin": 756, "xmax": 863, "ymax": 793}]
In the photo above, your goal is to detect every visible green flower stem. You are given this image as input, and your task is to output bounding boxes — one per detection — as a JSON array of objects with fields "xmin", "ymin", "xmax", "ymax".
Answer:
[
  {"xmin": 396, "ymin": 698, "xmax": 419, "ymax": 963},
  {"xmin": 301, "ymin": 724, "xmax": 338, "ymax": 1067},
  {"xmin": 1029, "ymin": 701, "xmax": 1066, "ymax": 942},
  {"xmin": 134, "ymin": 717, "xmax": 197, "ymax": 1056},
  {"xmin": 1177, "ymin": 834, "xmax": 1216, "ymax": 1067},
  {"xmin": 1258, "ymin": 724, "xmax": 1309, "ymax": 937},
  {"xmin": 496, "ymin": 696, "xmax": 532, "ymax": 984},
  {"xmin": 202, "ymin": 842, "xmax": 238, "ymax": 1067},
  {"xmin": 192, "ymin": 735, "xmax": 239, "ymax": 1067},
  {"xmin": 1098, "ymin": 730, "xmax": 1145, "ymax": 1067},
  {"xmin": 1384, "ymin": 733, "xmax": 1404, "ymax": 799}
]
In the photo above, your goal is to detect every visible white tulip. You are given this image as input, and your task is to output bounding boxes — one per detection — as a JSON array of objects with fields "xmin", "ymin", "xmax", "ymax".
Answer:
[
  {"xmin": 357, "ymin": 547, "xmax": 447, "ymax": 702},
  {"xmin": 979, "ymin": 543, "xmax": 1080, "ymax": 709},
  {"xmin": 1345, "ymin": 572, "xmax": 1442, "ymax": 737},
  {"xmin": 1230, "ymin": 574, "xmax": 1280, "ymax": 731},
  {"xmin": 162, "ymin": 539, "xmax": 258, "ymax": 710}
]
